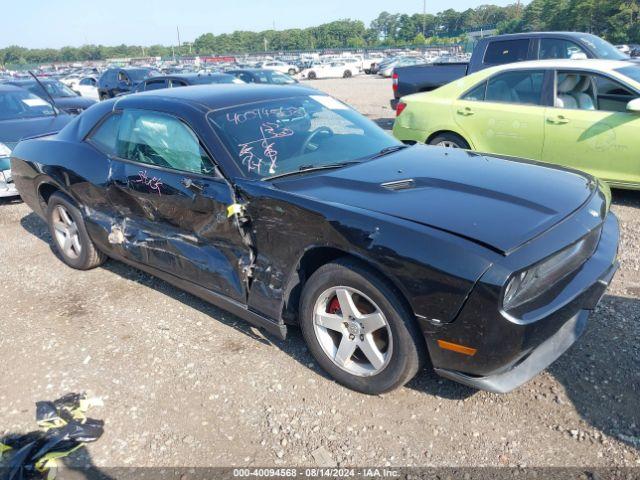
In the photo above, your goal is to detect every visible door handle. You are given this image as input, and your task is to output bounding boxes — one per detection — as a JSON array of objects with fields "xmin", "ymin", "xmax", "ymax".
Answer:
[
  {"xmin": 547, "ymin": 115, "xmax": 570, "ymax": 125},
  {"xmin": 181, "ymin": 178, "xmax": 204, "ymax": 193},
  {"xmin": 457, "ymin": 107, "xmax": 475, "ymax": 116}
]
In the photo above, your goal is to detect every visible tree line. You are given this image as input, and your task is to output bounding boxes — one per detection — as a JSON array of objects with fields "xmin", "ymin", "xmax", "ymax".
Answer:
[{"xmin": 2, "ymin": 0, "xmax": 639, "ymax": 66}]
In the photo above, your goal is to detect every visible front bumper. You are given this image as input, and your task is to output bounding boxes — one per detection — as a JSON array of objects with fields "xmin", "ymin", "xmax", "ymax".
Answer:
[{"xmin": 425, "ymin": 213, "xmax": 619, "ymax": 393}]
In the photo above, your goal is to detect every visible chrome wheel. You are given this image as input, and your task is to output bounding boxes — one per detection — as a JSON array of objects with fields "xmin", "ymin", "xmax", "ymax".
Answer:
[
  {"xmin": 436, "ymin": 140, "xmax": 460, "ymax": 148},
  {"xmin": 313, "ymin": 286, "xmax": 392, "ymax": 377},
  {"xmin": 52, "ymin": 205, "xmax": 82, "ymax": 259}
]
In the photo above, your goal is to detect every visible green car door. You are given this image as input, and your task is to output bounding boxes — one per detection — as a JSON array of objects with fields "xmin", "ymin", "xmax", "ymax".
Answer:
[
  {"xmin": 542, "ymin": 70, "xmax": 640, "ymax": 188},
  {"xmin": 453, "ymin": 69, "xmax": 547, "ymax": 160}
]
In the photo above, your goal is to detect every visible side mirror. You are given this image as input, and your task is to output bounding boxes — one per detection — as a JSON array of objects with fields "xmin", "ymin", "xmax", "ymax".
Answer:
[
  {"xmin": 626, "ymin": 98, "xmax": 640, "ymax": 113},
  {"xmin": 570, "ymin": 52, "xmax": 588, "ymax": 60}
]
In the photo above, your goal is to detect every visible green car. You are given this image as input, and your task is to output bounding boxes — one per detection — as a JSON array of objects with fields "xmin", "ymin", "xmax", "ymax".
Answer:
[{"xmin": 393, "ymin": 59, "xmax": 640, "ymax": 190}]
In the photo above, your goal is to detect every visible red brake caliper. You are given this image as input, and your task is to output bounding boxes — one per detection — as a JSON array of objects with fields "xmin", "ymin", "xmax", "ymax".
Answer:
[{"xmin": 328, "ymin": 296, "xmax": 341, "ymax": 315}]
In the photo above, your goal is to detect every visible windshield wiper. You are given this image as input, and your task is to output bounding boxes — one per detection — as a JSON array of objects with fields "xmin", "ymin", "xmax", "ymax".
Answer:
[
  {"xmin": 367, "ymin": 144, "xmax": 410, "ymax": 160},
  {"xmin": 264, "ymin": 161, "xmax": 361, "ymax": 181}
]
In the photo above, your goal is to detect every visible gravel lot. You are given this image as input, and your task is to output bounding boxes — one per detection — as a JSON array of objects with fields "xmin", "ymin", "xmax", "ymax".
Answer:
[{"xmin": 1, "ymin": 75, "xmax": 639, "ymax": 470}]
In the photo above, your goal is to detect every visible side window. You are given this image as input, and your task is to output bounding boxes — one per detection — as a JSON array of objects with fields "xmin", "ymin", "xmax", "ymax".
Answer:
[
  {"xmin": 116, "ymin": 110, "xmax": 215, "ymax": 175},
  {"xmin": 462, "ymin": 82, "xmax": 486, "ymax": 101},
  {"xmin": 88, "ymin": 114, "xmax": 122, "ymax": 155},
  {"xmin": 555, "ymin": 71, "xmax": 637, "ymax": 112},
  {"xmin": 594, "ymin": 74, "xmax": 637, "ymax": 112},
  {"xmin": 540, "ymin": 39, "xmax": 587, "ymax": 59},
  {"xmin": 486, "ymin": 70, "xmax": 545, "ymax": 105},
  {"xmin": 239, "ymin": 73, "xmax": 253, "ymax": 83},
  {"xmin": 117, "ymin": 71, "xmax": 130, "ymax": 84},
  {"xmin": 483, "ymin": 40, "xmax": 530, "ymax": 65},
  {"xmin": 169, "ymin": 80, "xmax": 188, "ymax": 88},
  {"xmin": 144, "ymin": 79, "xmax": 167, "ymax": 91}
]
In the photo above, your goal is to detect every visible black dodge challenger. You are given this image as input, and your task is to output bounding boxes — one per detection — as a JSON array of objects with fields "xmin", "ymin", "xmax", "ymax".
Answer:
[{"xmin": 11, "ymin": 84, "xmax": 619, "ymax": 394}]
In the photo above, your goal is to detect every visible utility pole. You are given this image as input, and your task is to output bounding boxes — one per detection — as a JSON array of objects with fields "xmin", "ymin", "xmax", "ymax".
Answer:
[
  {"xmin": 422, "ymin": 0, "xmax": 427, "ymax": 36},
  {"xmin": 177, "ymin": 26, "xmax": 182, "ymax": 49}
]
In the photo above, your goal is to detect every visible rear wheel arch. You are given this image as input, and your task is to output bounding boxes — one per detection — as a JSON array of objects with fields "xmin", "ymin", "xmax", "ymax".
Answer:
[{"xmin": 426, "ymin": 130, "xmax": 472, "ymax": 149}]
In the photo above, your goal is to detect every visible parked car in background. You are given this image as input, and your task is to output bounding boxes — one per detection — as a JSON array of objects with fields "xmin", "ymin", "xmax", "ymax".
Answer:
[
  {"xmin": 74, "ymin": 76, "xmax": 99, "ymax": 101},
  {"xmin": 393, "ymin": 59, "xmax": 640, "ymax": 190},
  {"xmin": 10, "ymin": 84, "xmax": 619, "ymax": 394},
  {"xmin": 363, "ymin": 53, "xmax": 386, "ymax": 74},
  {"xmin": 97, "ymin": 67, "xmax": 159, "ymax": 100},
  {"xmin": 226, "ymin": 69, "xmax": 299, "ymax": 85},
  {"xmin": 299, "ymin": 62, "xmax": 359, "ymax": 80},
  {"xmin": 258, "ymin": 61, "xmax": 298, "ymax": 75},
  {"xmin": 0, "ymin": 84, "xmax": 72, "ymax": 197},
  {"xmin": 126, "ymin": 73, "xmax": 244, "ymax": 94},
  {"xmin": 378, "ymin": 56, "xmax": 425, "ymax": 78},
  {"xmin": 3, "ymin": 79, "xmax": 96, "ymax": 115},
  {"xmin": 393, "ymin": 32, "xmax": 635, "ymax": 105},
  {"xmin": 340, "ymin": 57, "xmax": 365, "ymax": 74}
]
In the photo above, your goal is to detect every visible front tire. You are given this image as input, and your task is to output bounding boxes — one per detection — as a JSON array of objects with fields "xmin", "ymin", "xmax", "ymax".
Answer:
[
  {"xmin": 307, "ymin": 71, "xmax": 317, "ymax": 80},
  {"xmin": 288, "ymin": 68, "xmax": 296, "ymax": 75},
  {"xmin": 299, "ymin": 259, "xmax": 425, "ymax": 394},
  {"xmin": 343, "ymin": 70, "xmax": 352, "ymax": 78},
  {"xmin": 428, "ymin": 132, "xmax": 470, "ymax": 149},
  {"xmin": 46, "ymin": 192, "xmax": 106, "ymax": 270}
]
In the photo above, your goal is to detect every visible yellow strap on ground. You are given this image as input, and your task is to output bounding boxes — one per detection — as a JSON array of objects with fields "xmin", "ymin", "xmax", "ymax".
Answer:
[
  {"xmin": 227, "ymin": 203, "xmax": 244, "ymax": 218},
  {"xmin": 35, "ymin": 444, "xmax": 84, "ymax": 473},
  {"xmin": 0, "ymin": 442, "xmax": 12, "ymax": 454}
]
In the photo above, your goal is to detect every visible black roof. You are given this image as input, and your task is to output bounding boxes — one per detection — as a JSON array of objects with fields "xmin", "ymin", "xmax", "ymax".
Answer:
[
  {"xmin": 115, "ymin": 84, "xmax": 316, "ymax": 111},
  {"xmin": 481, "ymin": 31, "xmax": 596, "ymax": 41},
  {"xmin": 5, "ymin": 78, "xmax": 58, "ymax": 85},
  {"xmin": 0, "ymin": 84, "xmax": 27, "ymax": 92},
  {"xmin": 152, "ymin": 73, "xmax": 236, "ymax": 84}
]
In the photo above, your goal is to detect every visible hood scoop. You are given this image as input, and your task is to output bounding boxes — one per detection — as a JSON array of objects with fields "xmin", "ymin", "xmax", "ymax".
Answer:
[{"xmin": 381, "ymin": 179, "xmax": 416, "ymax": 191}]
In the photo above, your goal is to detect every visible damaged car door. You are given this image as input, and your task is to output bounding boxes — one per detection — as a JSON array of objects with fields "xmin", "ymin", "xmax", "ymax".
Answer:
[{"xmin": 91, "ymin": 108, "xmax": 252, "ymax": 302}]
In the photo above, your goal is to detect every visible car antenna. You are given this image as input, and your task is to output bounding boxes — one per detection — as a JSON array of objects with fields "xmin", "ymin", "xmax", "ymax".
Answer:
[{"xmin": 28, "ymin": 71, "xmax": 58, "ymax": 116}]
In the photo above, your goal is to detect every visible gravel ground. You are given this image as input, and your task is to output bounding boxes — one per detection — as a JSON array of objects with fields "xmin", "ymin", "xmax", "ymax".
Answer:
[{"xmin": 0, "ymin": 75, "xmax": 639, "ymax": 470}]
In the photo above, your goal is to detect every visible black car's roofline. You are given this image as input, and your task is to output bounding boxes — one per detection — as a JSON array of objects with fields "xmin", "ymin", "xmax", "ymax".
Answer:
[
  {"xmin": 480, "ymin": 31, "xmax": 600, "ymax": 40},
  {"xmin": 114, "ymin": 84, "xmax": 317, "ymax": 112}
]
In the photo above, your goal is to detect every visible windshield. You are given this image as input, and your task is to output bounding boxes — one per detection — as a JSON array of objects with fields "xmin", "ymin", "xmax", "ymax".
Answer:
[
  {"xmin": 208, "ymin": 95, "xmax": 399, "ymax": 179},
  {"xmin": 578, "ymin": 34, "xmax": 629, "ymax": 60},
  {"xmin": 616, "ymin": 65, "xmax": 640, "ymax": 85},
  {"xmin": 0, "ymin": 89, "xmax": 56, "ymax": 120},
  {"xmin": 34, "ymin": 81, "xmax": 77, "ymax": 98},
  {"xmin": 269, "ymin": 71, "xmax": 297, "ymax": 84}
]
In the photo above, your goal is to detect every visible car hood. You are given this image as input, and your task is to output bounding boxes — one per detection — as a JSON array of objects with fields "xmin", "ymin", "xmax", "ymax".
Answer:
[
  {"xmin": 274, "ymin": 146, "xmax": 596, "ymax": 254},
  {"xmin": 0, "ymin": 115, "xmax": 73, "ymax": 146}
]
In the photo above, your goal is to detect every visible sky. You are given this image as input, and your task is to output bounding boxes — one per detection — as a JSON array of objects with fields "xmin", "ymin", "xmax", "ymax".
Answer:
[{"xmin": 2, "ymin": 0, "xmax": 521, "ymax": 49}]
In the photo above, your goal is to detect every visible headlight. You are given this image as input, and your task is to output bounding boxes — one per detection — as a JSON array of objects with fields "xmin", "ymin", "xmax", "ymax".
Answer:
[
  {"xmin": 0, "ymin": 142, "xmax": 11, "ymax": 158},
  {"xmin": 503, "ymin": 228, "xmax": 601, "ymax": 312}
]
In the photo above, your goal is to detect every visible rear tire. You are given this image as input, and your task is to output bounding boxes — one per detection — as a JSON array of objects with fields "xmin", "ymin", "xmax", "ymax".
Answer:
[
  {"xmin": 428, "ymin": 132, "xmax": 470, "ymax": 149},
  {"xmin": 299, "ymin": 258, "xmax": 425, "ymax": 394},
  {"xmin": 308, "ymin": 71, "xmax": 317, "ymax": 80},
  {"xmin": 343, "ymin": 70, "xmax": 352, "ymax": 78},
  {"xmin": 288, "ymin": 68, "xmax": 296, "ymax": 75},
  {"xmin": 46, "ymin": 192, "xmax": 106, "ymax": 270}
]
